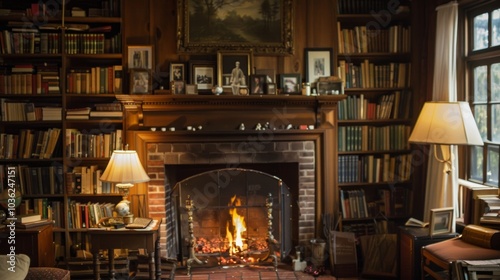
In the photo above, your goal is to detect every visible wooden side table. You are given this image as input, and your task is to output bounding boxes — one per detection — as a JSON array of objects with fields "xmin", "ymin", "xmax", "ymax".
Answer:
[
  {"xmin": 399, "ymin": 226, "xmax": 458, "ymax": 280},
  {"xmin": 87, "ymin": 219, "xmax": 161, "ymax": 280},
  {"xmin": 0, "ymin": 224, "xmax": 54, "ymax": 267}
]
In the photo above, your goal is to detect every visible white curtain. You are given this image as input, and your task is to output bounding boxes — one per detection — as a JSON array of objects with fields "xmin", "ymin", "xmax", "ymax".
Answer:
[{"xmin": 422, "ymin": 1, "xmax": 459, "ymax": 231}]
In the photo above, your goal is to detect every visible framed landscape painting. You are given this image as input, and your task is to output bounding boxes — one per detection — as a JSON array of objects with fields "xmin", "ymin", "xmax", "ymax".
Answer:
[{"xmin": 177, "ymin": 0, "xmax": 294, "ymax": 54}]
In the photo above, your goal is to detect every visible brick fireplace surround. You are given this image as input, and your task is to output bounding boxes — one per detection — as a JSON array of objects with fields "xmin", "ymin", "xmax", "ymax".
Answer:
[{"xmin": 117, "ymin": 95, "xmax": 343, "ymax": 260}]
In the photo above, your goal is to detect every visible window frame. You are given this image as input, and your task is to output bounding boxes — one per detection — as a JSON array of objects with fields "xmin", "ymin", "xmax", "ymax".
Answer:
[{"xmin": 463, "ymin": 0, "xmax": 500, "ymax": 188}]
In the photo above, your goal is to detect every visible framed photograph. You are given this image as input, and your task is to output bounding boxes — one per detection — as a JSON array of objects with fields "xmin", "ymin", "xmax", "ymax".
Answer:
[
  {"xmin": 250, "ymin": 74, "xmax": 266, "ymax": 95},
  {"xmin": 130, "ymin": 69, "xmax": 152, "ymax": 94},
  {"xmin": 429, "ymin": 207, "xmax": 454, "ymax": 236},
  {"xmin": 255, "ymin": 69, "xmax": 276, "ymax": 83},
  {"xmin": 177, "ymin": 0, "xmax": 294, "ymax": 54},
  {"xmin": 305, "ymin": 48, "xmax": 333, "ymax": 83},
  {"xmin": 185, "ymin": 84, "xmax": 198, "ymax": 95},
  {"xmin": 217, "ymin": 51, "xmax": 253, "ymax": 95},
  {"xmin": 280, "ymin": 73, "xmax": 301, "ymax": 94},
  {"xmin": 266, "ymin": 83, "xmax": 277, "ymax": 95},
  {"xmin": 190, "ymin": 61, "xmax": 216, "ymax": 94},
  {"xmin": 170, "ymin": 62, "xmax": 185, "ymax": 81},
  {"xmin": 173, "ymin": 81, "xmax": 185, "ymax": 94},
  {"xmin": 128, "ymin": 45, "xmax": 153, "ymax": 70}
]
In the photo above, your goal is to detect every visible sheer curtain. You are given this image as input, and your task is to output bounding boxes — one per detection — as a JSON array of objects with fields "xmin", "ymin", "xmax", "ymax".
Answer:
[{"xmin": 422, "ymin": 1, "xmax": 459, "ymax": 230}]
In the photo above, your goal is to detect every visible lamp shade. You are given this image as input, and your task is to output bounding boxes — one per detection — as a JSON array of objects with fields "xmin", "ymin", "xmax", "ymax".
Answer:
[
  {"xmin": 408, "ymin": 101, "xmax": 483, "ymax": 146},
  {"xmin": 100, "ymin": 150, "xmax": 150, "ymax": 183}
]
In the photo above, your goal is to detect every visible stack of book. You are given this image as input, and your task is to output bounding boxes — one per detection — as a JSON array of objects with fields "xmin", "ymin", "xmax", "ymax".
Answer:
[
  {"xmin": 66, "ymin": 107, "xmax": 91, "ymax": 120},
  {"xmin": 15, "ymin": 213, "xmax": 53, "ymax": 229},
  {"xmin": 90, "ymin": 103, "xmax": 123, "ymax": 118}
]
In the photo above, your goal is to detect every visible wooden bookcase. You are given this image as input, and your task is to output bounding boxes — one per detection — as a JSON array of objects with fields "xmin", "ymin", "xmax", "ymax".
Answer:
[
  {"xmin": 333, "ymin": 0, "xmax": 414, "ymax": 236},
  {"xmin": 0, "ymin": 0, "xmax": 124, "ymax": 262}
]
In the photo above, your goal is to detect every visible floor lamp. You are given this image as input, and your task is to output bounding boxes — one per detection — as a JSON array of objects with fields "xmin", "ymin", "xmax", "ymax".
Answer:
[
  {"xmin": 408, "ymin": 101, "xmax": 483, "ymax": 172},
  {"xmin": 100, "ymin": 150, "xmax": 150, "ymax": 224}
]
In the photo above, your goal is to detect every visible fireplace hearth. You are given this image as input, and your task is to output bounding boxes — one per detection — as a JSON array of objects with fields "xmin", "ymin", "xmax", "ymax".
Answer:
[{"xmin": 169, "ymin": 168, "xmax": 293, "ymax": 273}]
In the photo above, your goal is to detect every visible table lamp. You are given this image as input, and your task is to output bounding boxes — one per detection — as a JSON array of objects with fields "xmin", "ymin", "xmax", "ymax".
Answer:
[
  {"xmin": 408, "ymin": 101, "xmax": 484, "ymax": 172},
  {"xmin": 100, "ymin": 149, "xmax": 150, "ymax": 224}
]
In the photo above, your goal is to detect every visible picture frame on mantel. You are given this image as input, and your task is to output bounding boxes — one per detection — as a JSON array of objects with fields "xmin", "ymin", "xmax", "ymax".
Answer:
[
  {"xmin": 304, "ymin": 48, "xmax": 333, "ymax": 83},
  {"xmin": 176, "ymin": 0, "xmax": 294, "ymax": 54},
  {"xmin": 217, "ymin": 51, "xmax": 253, "ymax": 95},
  {"xmin": 128, "ymin": 45, "xmax": 153, "ymax": 70}
]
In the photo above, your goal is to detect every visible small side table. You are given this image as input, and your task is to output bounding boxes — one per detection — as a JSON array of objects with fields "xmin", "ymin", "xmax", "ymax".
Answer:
[
  {"xmin": 399, "ymin": 226, "xmax": 458, "ymax": 280},
  {"xmin": 0, "ymin": 224, "xmax": 54, "ymax": 267},
  {"xmin": 88, "ymin": 219, "xmax": 161, "ymax": 280}
]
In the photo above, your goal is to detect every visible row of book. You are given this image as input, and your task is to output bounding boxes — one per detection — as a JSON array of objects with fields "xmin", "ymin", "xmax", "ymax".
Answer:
[
  {"xmin": 338, "ymin": 60, "xmax": 410, "ymax": 89},
  {"xmin": 0, "ymin": 101, "xmax": 62, "ymax": 121},
  {"xmin": 69, "ymin": 0, "xmax": 121, "ymax": 18},
  {"xmin": 65, "ymin": 129, "xmax": 122, "ymax": 158},
  {"xmin": 0, "ymin": 64, "xmax": 61, "ymax": 95},
  {"xmin": 68, "ymin": 200, "xmax": 115, "ymax": 229},
  {"xmin": 0, "ymin": 31, "xmax": 60, "ymax": 54},
  {"xmin": 66, "ymin": 165, "xmax": 117, "ymax": 195},
  {"xmin": 340, "ymin": 189, "xmax": 369, "ymax": 219},
  {"xmin": 337, "ymin": 24, "xmax": 411, "ymax": 54},
  {"xmin": 66, "ymin": 65, "xmax": 123, "ymax": 94},
  {"xmin": 338, "ymin": 91, "xmax": 412, "ymax": 120},
  {"xmin": 338, "ymin": 124, "xmax": 411, "ymax": 152},
  {"xmin": 2, "ymin": 164, "xmax": 64, "ymax": 196},
  {"xmin": 337, "ymin": 0, "xmax": 409, "ymax": 15},
  {"xmin": 338, "ymin": 153, "xmax": 413, "ymax": 183},
  {"xmin": 0, "ymin": 128, "xmax": 61, "ymax": 160},
  {"xmin": 64, "ymin": 33, "xmax": 122, "ymax": 54}
]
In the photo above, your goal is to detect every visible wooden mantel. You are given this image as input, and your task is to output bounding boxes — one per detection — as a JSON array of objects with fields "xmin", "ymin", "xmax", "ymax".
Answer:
[{"xmin": 116, "ymin": 94, "xmax": 345, "ymax": 131}]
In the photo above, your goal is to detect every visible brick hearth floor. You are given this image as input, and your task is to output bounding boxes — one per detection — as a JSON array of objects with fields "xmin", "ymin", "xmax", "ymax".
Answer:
[{"xmin": 174, "ymin": 265, "xmax": 359, "ymax": 280}]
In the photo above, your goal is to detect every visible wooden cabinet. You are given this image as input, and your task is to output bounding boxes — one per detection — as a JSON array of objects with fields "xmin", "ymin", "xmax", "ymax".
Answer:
[
  {"xmin": 399, "ymin": 227, "xmax": 458, "ymax": 280},
  {"xmin": 0, "ymin": 224, "xmax": 54, "ymax": 267}
]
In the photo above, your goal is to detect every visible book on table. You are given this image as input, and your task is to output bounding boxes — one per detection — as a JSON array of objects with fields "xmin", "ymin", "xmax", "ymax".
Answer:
[
  {"xmin": 16, "ymin": 213, "xmax": 41, "ymax": 223},
  {"xmin": 405, "ymin": 217, "xmax": 429, "ymax": 228},
  {"xmin": 16, "ymin": 219, "xmax": 53, "ymax": 229}
]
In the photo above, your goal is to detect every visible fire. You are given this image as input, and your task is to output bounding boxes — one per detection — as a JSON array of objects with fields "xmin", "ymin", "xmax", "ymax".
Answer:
[{"xmin": 226, "ymin": 195, "xmax": 247, "ymax": 255}]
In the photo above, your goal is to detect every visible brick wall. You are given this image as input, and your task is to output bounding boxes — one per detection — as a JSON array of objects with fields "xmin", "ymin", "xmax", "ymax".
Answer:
[{"xmin": 145, "ymin": 140, "xmax": 316, "ymax": 258}]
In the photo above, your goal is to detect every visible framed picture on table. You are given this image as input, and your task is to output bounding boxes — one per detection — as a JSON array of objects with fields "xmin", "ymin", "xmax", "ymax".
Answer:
[{"xmin": 429, "ymin": 207, "xmax": 454, "ymax": 236}]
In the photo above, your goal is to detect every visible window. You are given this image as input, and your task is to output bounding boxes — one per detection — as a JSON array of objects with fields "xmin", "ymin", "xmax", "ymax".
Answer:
[{"xmin": 465, "ymin": 1, "xmax": 500, "ymax": 187}]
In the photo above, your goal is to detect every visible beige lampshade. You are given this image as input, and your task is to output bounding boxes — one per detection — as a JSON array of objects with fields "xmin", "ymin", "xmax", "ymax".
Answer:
[
  {"xmin": 100, "ymin": 150, "xmax": 150, "ymax": 184},
  {"xmin": 408, "ymin": 101, "xmax": 483, "ymax": 146}
]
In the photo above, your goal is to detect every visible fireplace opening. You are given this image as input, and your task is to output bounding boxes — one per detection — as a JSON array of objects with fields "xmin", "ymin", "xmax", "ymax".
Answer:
[{"xmin": 167, "ymin": 167, "xmax": 295, "ymax": 270}]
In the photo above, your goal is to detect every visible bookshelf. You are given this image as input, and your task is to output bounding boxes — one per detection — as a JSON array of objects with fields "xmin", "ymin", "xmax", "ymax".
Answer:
[
  {"xmin": 334, "ymin": 0, "xmax": 414, "ymax": 237},
  {"xmin": 0, "ymin": 0, "xmax": 124, "ymax": 264}
]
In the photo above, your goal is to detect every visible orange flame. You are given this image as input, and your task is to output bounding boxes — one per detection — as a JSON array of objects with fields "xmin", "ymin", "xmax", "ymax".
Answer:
[{"xmin": 227, "ymin": 195, "xmax": 246, "ymax": 255}]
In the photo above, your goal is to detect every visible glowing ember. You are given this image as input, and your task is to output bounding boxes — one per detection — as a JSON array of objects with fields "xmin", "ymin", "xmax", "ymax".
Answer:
[{"xmin": 227, "ymin": 195, "xmax": 247, "ymax": 255}]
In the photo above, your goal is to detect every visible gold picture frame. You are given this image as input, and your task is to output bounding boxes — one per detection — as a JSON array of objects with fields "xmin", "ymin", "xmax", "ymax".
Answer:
[
  {"xmin": 217, "ymin": 51, "xmax": 253, "ymax": 94},
  {"xmin": 177, "ymin": 0, "xmax": 294, "ymax": 54}
]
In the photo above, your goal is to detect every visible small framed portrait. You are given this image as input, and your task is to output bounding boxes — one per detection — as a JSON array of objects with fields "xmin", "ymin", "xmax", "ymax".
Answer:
[
  {"xmin": 217, "ymin": 50, "xmax": 253, "ymax": 95},
  {"xmin": 190, "ymin": 61, "xmax": 216, "ymax": 94},
  {"xmin": 250, "ymin": 74, "xmax": 266, "ymax": 95},
  {"xmin": 130, "ymin": 69, "xmax": 152, "ymax": 94},
  {"xmin": 429, "ymin": 207, "xmax": 454, "ymax": 236},
  {"xmin": 170, "ymin": 62, "xmax": 185, "ymax": 81},
  {"xmin": 172, "ymin": 81, "xmax": 185, "ymax": 94},
  {"xmin": 185, "ymin": 84, "xmax": 198, "ymax": 95},
  {"xmin": 266, "ymin": 83, "xmax": 277, "ymax": 95},
  {"xmin": 304, "ymin": 48, "xmax": 333, "ymax": 83},
  {"xmin": 280, "ymin": 73, "xmax": 301, "ymax": 94},
  {"xmin": 128, "ymin": 45, "xmax": 153, "ymax": 70}
]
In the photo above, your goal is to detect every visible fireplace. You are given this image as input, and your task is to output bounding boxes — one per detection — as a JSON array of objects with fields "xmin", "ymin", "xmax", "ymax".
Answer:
[
  {"xmin": 169, "ymin": 168, "xmax": 293, "ymax": 272},
  {"xmin": 118, "ymin": 95, "xmax": 343, "ymax": 261}
]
